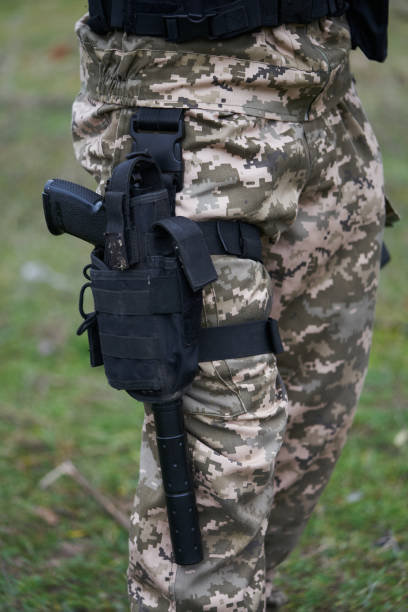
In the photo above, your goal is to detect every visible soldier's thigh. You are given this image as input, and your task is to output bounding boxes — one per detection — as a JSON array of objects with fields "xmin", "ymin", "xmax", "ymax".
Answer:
[{"xmin": 263, "ymin": 84, "xmax": 386, "ymax": 573}]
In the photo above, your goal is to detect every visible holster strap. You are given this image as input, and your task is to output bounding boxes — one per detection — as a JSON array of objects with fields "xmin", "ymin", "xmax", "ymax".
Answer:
[
  {"xmin": 199, "ymin": 219, "xmax": 262, "ymax": 262},
  {"xmin": 199, "ymin": 318, "xmax": 284, "ymax": 362},
  {"xmin": 95, "ymin": 319, "xmax": 283, "ymax": 361},
  {"xmin": 145, "ymin": 218, "xmax": 263, "ymax": 263},
  {"xmin": 130, "ymin": 108, "xmax": 184, "ymax": 193}
]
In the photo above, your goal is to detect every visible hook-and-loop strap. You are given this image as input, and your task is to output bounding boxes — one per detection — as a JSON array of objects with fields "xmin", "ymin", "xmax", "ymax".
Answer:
[
  {"xmin": 89, "ymin": 318, "xmax": 283, "ymax": 362},
  {"xmin": 154, "ymin": 217, "xmax": 218, "ymax": 292},
  {"xmin": 199, "ymin": 318, "xmax": 284, "ymax": 362}
]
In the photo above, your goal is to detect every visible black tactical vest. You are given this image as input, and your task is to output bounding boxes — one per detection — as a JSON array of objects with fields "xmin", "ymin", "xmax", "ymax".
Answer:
[
  {"xmin": 347, "ymin": 0, "xmax": 389, "ymax": 62},
  {"xmin": 91, "ymin": 1, "xmax": 389, "ymax": 62}
]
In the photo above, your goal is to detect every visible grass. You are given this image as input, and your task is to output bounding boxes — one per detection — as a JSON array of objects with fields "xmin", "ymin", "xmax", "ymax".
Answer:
[{"xmin": 0, "ymin": 2, "xmax": 407, "ymax": 610}]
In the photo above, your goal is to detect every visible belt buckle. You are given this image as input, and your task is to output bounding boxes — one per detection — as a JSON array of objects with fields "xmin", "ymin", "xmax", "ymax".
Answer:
[{"xmin": 163, "ymin": 12, "xmax": 216, "ymax": 43}]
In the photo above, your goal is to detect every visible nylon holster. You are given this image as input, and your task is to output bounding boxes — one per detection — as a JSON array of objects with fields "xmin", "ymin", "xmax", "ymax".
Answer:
[{"xmin": 82, "ymin": 152, "xmax": 217, "ymax": 403}]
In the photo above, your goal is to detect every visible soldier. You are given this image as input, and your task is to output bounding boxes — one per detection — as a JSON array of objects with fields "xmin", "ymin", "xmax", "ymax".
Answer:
[{"xmin": 71, "ymin": 1, "xmax": 389, "ymax": 609}]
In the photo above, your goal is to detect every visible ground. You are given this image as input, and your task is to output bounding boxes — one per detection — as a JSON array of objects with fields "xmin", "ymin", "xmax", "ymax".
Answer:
[{"xmin": 0, "ymin": 2, "xmax": 407, "ymax": 610}]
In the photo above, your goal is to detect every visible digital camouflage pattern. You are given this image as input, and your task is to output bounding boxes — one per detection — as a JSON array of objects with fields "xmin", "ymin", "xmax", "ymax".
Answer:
[{"xmin": 72, "ymin": 13, "xmax": 385, "ymax": 611}]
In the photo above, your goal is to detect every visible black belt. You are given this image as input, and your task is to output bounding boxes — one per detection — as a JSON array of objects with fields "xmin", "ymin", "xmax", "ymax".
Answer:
[{"xmin": 88, "ymin": 0, "xmax": 348, "ymax": 42}]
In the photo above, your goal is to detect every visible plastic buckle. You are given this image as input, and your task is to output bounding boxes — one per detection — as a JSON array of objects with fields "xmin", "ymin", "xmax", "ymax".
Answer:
[
  {"xmin": 130, "ymin": 109, "xmax": 185, "ymax": 193},
  {"xmin": 163, "ymin": 12, "xmax": 216, "ymax": 42}
]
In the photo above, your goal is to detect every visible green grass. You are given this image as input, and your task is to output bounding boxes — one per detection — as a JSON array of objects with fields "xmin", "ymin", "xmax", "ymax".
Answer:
[{"xmin": 0, "ymin": 2, "xmax": 407, "ymax": 610}]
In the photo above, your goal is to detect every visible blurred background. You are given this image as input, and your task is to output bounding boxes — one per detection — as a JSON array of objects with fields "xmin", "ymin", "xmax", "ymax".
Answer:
[{"xmin": 0, "ymin": 1, "xmax": 407, "ymax": 610}]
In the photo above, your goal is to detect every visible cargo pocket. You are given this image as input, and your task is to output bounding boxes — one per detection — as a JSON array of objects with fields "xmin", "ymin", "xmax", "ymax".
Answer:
[
  {"xmin": 182, "ymin": 250, "xmax": 278, "ymax": 418},
  {"xmin": 182, "ymin": 350, "xmax": 281, "ymax": 419}
]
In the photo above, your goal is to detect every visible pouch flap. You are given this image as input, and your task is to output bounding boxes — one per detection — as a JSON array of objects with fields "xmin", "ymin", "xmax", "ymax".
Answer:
[{"xmin": 154, "ymin": 216, "xmax": 218, "ymax": 291}]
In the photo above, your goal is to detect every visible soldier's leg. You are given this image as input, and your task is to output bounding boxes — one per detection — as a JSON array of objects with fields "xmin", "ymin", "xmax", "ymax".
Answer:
[
  {"xmin": 128, "ymin": 259, "xmax": 287, "ymax": 611},
  {"xmin": 125, "ymin": 108, "xmax": 309, "ymax": 611},
  {"xmin": 72, "ymin": 85, "xmax": 307, "ymax": 612},
  {"xmin": 262, "ymin": 81, "xmax": 386, "ymax": 599},
  {"xmin": 70, "ymin": 13, "xmax": 359, "ymax": 609}
]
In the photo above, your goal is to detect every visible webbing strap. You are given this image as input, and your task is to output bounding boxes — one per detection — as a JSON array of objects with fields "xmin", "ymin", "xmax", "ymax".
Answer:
[
  {"xmin": 98, "ymin": 320, "xmax": 283, "ymax": 361},
  {"xmin": 104, "ymin": 153, "xmax": 165, "ymax": 269},
  {"xmin": 130, "ymin": 108, "xmax": 184, "ymax": 194},
  {"xmin": 104, "ymin": 190, "xmax": 128, "ymax": 270},
  {"xmin": 199, "ymin": 318, "xmax": 283, "ymax": 362},
  {"xmin": 146, "ymin": 219, "xmax": 263, "ymax": 263},
  {"xmin": 199, "ymin": 220, "xmax": 262, "ymax": 262}
]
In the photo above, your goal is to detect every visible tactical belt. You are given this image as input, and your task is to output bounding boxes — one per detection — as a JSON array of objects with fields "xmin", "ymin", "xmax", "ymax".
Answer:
[{"xmin": 88, "ymin": 0, "xmax": 348, "ymax": 41}]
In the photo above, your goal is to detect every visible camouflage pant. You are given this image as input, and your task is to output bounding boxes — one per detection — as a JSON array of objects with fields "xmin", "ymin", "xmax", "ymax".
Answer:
[{"xmin": 72, "ymin": 13, "xmax": 385, "ymax": 611}]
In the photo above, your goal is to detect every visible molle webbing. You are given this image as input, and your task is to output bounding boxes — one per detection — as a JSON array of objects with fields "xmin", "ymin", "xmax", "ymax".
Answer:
[{"xmin": 88, "ymin": 0, "xmax": 348, "ymax": 40}]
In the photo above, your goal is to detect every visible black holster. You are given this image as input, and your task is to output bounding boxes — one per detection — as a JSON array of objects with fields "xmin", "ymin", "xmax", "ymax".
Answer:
[
  {"xmin": 44, "ymin": 108, "xmax": 284, "ymax": 566},
  {"xmin": 77, "ymin": 150, "xmax": 216, "ymax": 565}
]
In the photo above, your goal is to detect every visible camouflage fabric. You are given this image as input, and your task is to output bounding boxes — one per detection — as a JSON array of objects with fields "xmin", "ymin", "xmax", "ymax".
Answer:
[{"xmin": 72, "ymin": 13, "xmax": 385, "ymax": 611}]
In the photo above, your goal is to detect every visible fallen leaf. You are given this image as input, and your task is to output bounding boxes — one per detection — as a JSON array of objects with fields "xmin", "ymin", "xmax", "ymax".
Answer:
[
  {"xmin": 31, "ymin": 505, "xmax": 59, "ymax": 526},
  {"xmin": 59, "ymin": 540, "xmax": 88, "ymax": 556},
  {"xmin": 346, "ymin": 491, "xmax": 364, "ymax": 504},
  {"xmin": 20, "ymin": 261, "xmax": 68, "ymax": 291},
  {"xmin": 373, "ymin": 531, "xmax": 400, "ymax": 552},
  {"xmin": 37, "ymin": 338, "xmax": 57, "ymax": 356},
  {"xmin": 48, "ymin": 44, "xmax": 72, "ymax": 60},
  {"xmin": 67, "ymin": 529, "xmax": 85, "ymax": 539},
  {"xmin": 394, "ymin": 430, "xmax": 408, "ymax": 447}
]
